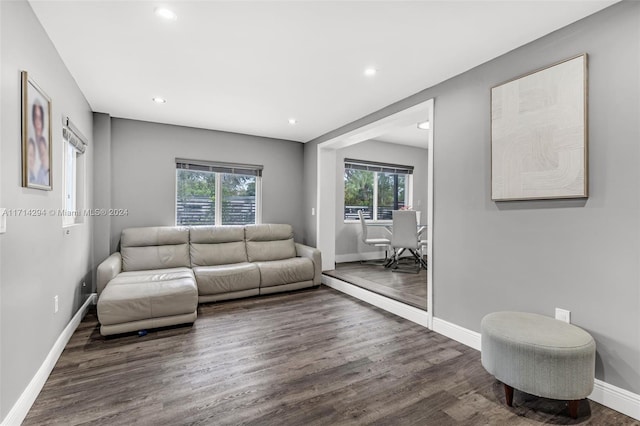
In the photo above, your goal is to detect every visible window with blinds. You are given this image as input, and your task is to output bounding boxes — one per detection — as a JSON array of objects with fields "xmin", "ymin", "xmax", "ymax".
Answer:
[
  {"xmin": 62, "ymin": 117, "xmax": 87, "ymax": 227},
  {"xmin": 344, "ymin": 158, "xmax": 413, "ymax": 221},
  {"xmin": 175, "ymin": 158, "xmax": 263, "ymax": 226}
]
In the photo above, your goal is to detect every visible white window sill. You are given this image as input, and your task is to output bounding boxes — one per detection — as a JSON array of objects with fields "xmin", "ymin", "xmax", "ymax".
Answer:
[{"xmin": 344, "ymin": 220, "xmax": 392, "ymax": 225}]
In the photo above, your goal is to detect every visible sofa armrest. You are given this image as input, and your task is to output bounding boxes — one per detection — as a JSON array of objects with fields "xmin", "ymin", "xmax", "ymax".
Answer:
[
  {"xmin": 295, "ymin": 243, "xmax": 322, "ymax": 285},
  {"xmin": 97, "ymin": 252, "xmax": 122, "ymax": 296}
]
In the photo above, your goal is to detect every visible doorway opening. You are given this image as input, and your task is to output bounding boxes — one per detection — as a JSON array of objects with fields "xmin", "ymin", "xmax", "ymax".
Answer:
[{"xmin": 317, "ymin": 98, "xmax": 434, "ymax": 329}]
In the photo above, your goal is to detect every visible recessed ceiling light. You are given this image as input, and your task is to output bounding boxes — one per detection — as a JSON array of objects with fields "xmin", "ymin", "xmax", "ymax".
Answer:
[
  {"xmin": 154, "ymin": 7, "xmax": 177, "ymax": 21},
  {"xmin": 364, "ymin": 67, "xmax": 377, "ymax": 77},
  {"xmin": 288, "ymin": 118, "xmax": 297, "ymax": 125},
  {"xmin": 417, "ymin": 121, "xmax": 430, "ymax": 130},
  {"xmin": 152, "ymin": 97, "xmax": 167, "ymax": 104}
]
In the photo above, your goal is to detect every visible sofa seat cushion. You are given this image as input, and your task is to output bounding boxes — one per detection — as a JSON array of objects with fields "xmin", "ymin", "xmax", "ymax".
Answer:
[
  {"xmin": 98, "ymin": 268, "xmax": 198, "ymax": 326},
  {"xmin": 256, "ymin": 258, "xmax": 314, "ymax": 288},
  {"xmin": 193, "ymin": 262, "xmax": 260, "ymax": 295}
]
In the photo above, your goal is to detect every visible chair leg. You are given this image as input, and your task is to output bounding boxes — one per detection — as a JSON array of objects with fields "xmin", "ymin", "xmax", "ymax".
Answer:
[
  {"xmin": 392, "ymin": 249, "xmax": 421, "ymax": 274},
  {"xmin": 415, "ymin": 250, "xmax": 428, "ymax": 269},
  {"xmin": 360, "ymin": 246, "xmax": 391, "ymax": 266},
  {"xmin": 410, "ymin": 249, "xmax": 427, "ymax": 270},
  {"xmin": 384, "ymin": 253, "xmax": 396, "ymax": 268}
]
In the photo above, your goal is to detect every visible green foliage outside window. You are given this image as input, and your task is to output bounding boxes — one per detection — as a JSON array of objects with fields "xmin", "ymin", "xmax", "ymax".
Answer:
[
  {"xmin": 377, "ymin": 172, "xmax": 406, "ymax": 210},
  {"xmin": 177, "ymin": 169, "xmax": 216, "ymax": 201},
  {"xmin": 344, "ymin": 169, "xmax": 374, "ymax": 208},
  {"xmin": 176, "ymin": 169, "xmax": 257, "ymax": 225},
  {"xmin": 344, "ymin": 169, "xmax": 408, "ymax": 220}
]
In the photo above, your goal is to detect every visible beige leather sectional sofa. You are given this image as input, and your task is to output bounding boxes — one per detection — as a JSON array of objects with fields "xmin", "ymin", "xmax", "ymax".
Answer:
[{"xmin": 96, "ymin": 224, "xmax": 322, "ymax": 336}]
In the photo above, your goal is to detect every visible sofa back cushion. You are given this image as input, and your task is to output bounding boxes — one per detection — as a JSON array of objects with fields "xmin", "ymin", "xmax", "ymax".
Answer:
[
  {"xmin": 121, "ymin": 226, "xmax": 190, "ymax": 272},
  {"xmin": 190, "ymin": 226, "xmax": 248, "ymax": 266},
  {"xmin": 245, "ymin": 224, "xmax": 297, "ymax": 262}
]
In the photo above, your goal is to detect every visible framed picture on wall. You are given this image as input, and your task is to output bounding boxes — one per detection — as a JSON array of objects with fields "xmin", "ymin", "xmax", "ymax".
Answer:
[
  {"xmin": 21, "ymin": 70, "xmax": 52, "ymax": 190},
  {"xmin": 491, "ymin": 54, "xmax": 588, "ymax": 201}
]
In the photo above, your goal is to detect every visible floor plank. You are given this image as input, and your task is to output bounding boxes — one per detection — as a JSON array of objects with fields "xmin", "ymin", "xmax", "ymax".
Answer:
[{"xmin": 23, "ymin": 287, "xmax": 638, "ymax": 425}]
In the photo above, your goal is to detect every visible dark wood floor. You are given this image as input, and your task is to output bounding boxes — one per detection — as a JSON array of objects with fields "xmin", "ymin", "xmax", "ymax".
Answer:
[
  {"xmin": 24, "ymin": 287, "xmax": 637, "ymax": 425},
  {"xmin": 324, "ymin": 261, "xmax": 427, "ymax": 309}
]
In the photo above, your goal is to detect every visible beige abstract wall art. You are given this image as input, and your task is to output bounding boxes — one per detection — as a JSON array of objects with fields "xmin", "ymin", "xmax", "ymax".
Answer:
[{"xmin": 491, "ymin": 54, "xmax": 588, "ymax": 201}]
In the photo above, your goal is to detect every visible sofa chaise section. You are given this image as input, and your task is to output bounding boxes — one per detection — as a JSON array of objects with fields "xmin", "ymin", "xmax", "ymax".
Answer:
[{"xmin": 97, "ymin": 227, "xmax": 199, "ymax": 336}]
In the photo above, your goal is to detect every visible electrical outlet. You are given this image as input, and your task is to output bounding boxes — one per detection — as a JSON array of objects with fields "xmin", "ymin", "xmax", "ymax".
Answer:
[
  {"xmin": 555, "ymin": 308, "xmax": 570, "ymax": 323},
  {"xmin": 54, "ymin": 295, "xmax": 59, "ymax": 313},
  {"xmin": 311, "ymin": 207, "xmax": 315, "ymax": 216},
  {"xmin": 82, "ymin": 281, "xmax": 86, "ymax": 288}
]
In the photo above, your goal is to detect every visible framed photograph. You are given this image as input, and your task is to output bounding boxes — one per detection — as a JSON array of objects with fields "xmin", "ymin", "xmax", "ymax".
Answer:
[
  {"xmin": 491, "ymin": 54, "xmax": 588, "ymax": 201},
  {"xmin": 22, "ymin": 71, "xmax": 52, "ymax": 190}
]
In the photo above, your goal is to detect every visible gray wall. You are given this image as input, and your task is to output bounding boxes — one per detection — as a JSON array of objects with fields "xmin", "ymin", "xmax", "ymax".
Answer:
[
  {"xmin": 92, "ymin": 113, "xmax": 112, "ymax": 282},
  {"xmin": 0, "ymin": 0, "xmax": 94, "ymax": 420},
  {"xmin": 302, "ymin": 134, "xmax": 318, "ymax": 247},
  {"xmin": 304, "ymin": 1, "xmax": 640, "ymax": 394},
  {"xmin": 106, "ymin": 118, "xmax": 305, "ymax": 252},
  {"xmin": 335, "ymin": 140, "xmax": 428, "ymax": 257}
]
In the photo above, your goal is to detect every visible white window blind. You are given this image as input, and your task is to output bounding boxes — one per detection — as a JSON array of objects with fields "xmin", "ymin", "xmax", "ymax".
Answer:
[
  {"xmin": 175, "ymin": 158, "xmax": 263, "ymax": 176},
  {"xmin": 344, "ymin": 158, "xmax": 413, "ymax": 175}
]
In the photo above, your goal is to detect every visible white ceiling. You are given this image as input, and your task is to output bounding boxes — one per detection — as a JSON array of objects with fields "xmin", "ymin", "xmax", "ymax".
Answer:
[
  {"xmin": 376, "ymin": 124, "xmax": 429, "ymax": 149},
  {"xmin": 29, "ymin": 1, "xmax": 616, "ymax": 145}
]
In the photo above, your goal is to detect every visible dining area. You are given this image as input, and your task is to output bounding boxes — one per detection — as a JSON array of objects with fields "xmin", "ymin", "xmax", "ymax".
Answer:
[
  {"xmin": 358, "ymin": 209, "xmax": 428, "ymax": 273},
  {"xmin": 323, "ymin": 146, "xmax": 430, "ymax": 310},
  {"xmin": 324, "ymin": 207, "xmax": 428, "ymax": 309}
]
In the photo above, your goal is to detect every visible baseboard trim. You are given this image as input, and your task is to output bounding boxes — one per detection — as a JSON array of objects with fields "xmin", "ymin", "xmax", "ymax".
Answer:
[
  {"xmin": 3, "ymin": 290, "xmax": 639, "ymax": 423},
  {"xmin": 2, "ymin": 293, "xmax": 97, "ymax": 426},
  {"xmin": 319, "ymin": 282, "xmax": 640, "ymax": 422},
  {"xmin": 589, "ymin": 379, "xmax": 640, "ymax": 420},
  {"xmin": 322, "ymin": 275, "xmax": 430, "ymax": 328},
  {"xmin": 432, "ymin": 317, "xmax": 482, "ymax": 351},
  {"xmin": 431, "ymin": 318, "xmax": 639, "ymax": 421},
  {"xmin": 335, "ymin": 251, "xmax": 387, "ymax": 263}
]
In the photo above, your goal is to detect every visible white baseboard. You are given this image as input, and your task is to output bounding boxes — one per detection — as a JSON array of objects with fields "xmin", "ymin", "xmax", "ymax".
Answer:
[
  {"xmin": 335, "ymin": 251, "xmax": 418, "ymax": 264},
  {"xmin": 322, "ymin": 277, "xmax": 639, "ymax": 421},
  {"xmin": 432, "ymin": 317, "xmax": 482, "ymax": 351},
  {"xmin": 4, "ymin": 288, "xmax": 639, "ymax": 423},
  {"xmin": 335, "ymin": 251, "xmax": 387, "ymax": 263},
  {"xmin": 322, "ymin": 275, "xmax": 430, "ymax": 328},
  {"xmin": 432, "ymin": 318, "xmax": 639, "ymax": 421},
  {"xmin": 2, "ymin": 293, "xmax": 97, "ymax": 426},
  {"xmin": 590, "ymin": 379, "xmax": 640, "ymax": 420}
]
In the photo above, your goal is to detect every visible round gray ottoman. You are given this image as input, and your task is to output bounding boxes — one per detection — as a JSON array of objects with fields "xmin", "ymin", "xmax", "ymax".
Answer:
[{"xmin": 481, "ymin": 311, "xmax": 596, "ymax": 418}]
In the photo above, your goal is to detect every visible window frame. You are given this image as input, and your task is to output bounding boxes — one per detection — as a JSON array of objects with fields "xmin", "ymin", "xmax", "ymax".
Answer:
[
  {"xmin": 175, "ymin": 159, "xmax": 263, "ymax": 226},
  {"xmin": 62, "ymin": 120, "xmax": 87, "ymax": 228},
  {"xmin": 343, "ymin": 159, "xmax": 413, "ymax": 224}
]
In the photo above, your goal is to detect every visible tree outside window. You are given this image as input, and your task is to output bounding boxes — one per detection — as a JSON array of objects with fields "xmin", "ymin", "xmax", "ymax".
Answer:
[
  {"xmin": 176, "ymin": 169, "xmax": 259, "ymax": 226},
  {"xmin": 344, "ymin": 168, "xmax": 409, "ymax": 221},
  {"xmin": 344, "ymin": 169, "xmax": 374, "ymax": 219}
]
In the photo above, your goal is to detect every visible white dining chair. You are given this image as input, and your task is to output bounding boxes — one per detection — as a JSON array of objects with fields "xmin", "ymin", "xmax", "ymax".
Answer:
[
  {"xmin": 418, "ymin": 225, "xmax": 428, "ymax": 261},
  {"xmin": 390, "ymin": 210, "xmax": 427, "ymax": 272},
  {"xmin": 358, "ymin": 210, "xmax": 391, "ymax": 265}
]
